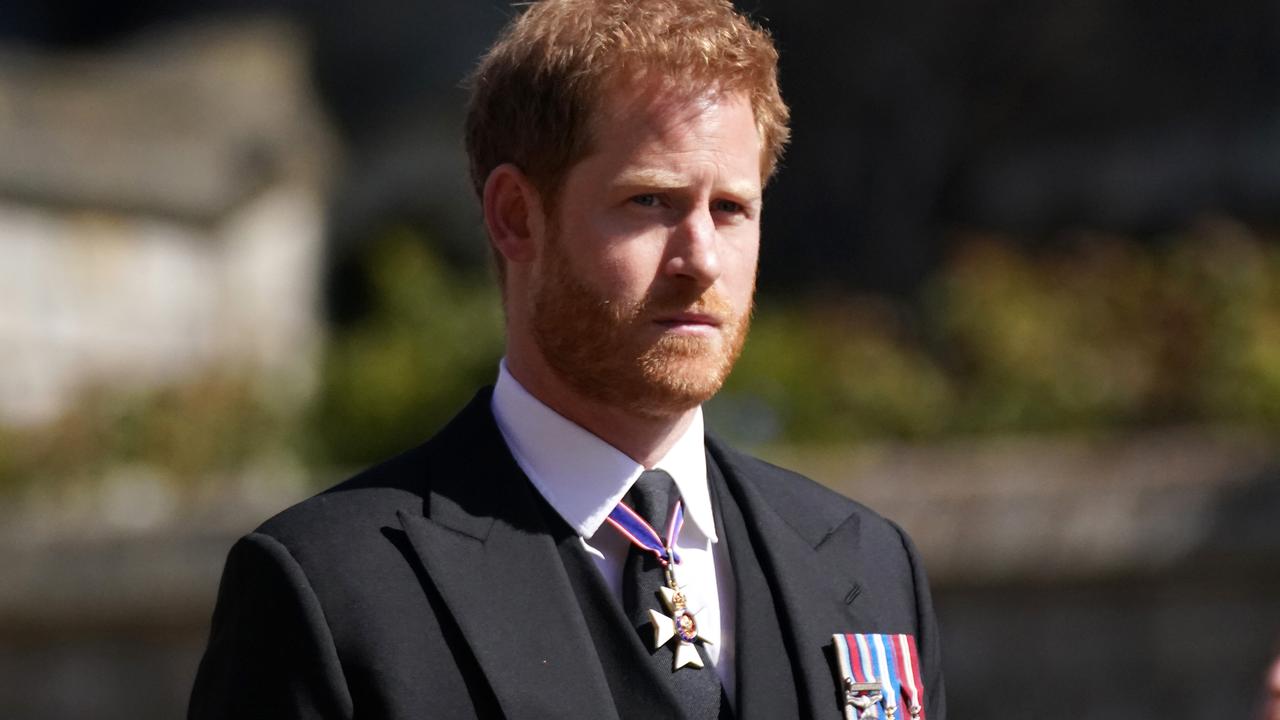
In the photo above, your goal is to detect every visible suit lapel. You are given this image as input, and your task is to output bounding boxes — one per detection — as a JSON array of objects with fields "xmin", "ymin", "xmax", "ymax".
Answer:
[
  {"xmin": 707, "ymin": 453, "xmax": 799, "ymax": 720},
  {"xmin": 397, "ymin": 392, "xmax": 619, "ymax": 720},
  {"xmin": 709, "ymin": 439, "xmax": 874, "ymax": 720}
]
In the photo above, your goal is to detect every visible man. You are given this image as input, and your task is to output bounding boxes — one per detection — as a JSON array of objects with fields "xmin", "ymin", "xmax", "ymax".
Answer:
[{"xmin": 190, "ymin": 1, "xmax": 946, "ymax": 718}]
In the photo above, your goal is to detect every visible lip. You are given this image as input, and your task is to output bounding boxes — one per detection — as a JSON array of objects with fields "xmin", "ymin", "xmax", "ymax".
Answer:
[{"xmin": 653, "ymin": 313, "xmax": 723, "ymax": 331}]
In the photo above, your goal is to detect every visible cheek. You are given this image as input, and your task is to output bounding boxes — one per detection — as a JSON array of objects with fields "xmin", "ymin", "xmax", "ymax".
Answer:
[
  {"xmin": 597, "ymin": 233, "xmax": 671, "ymax": 284},
  {"xmin": 724, "ymin": 237, "xmax": 760, "ymax": 295}
]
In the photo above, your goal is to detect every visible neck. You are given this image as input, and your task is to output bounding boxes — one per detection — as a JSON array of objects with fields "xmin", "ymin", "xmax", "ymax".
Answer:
[{"xmin": 504, "ymin": 353, "xmax": 698, "ymax": 468}]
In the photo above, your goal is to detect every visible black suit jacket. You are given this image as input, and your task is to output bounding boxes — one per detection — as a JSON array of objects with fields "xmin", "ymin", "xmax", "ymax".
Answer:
[{"xmin": 190, "ymin": 389, "xmax": 946, "ymax": 719}]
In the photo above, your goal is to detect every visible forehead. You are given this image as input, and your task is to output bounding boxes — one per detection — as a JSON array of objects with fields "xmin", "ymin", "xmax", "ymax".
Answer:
[{"xmin": 583, "ymin": 80, "xmax": 764, "ymax": 179}]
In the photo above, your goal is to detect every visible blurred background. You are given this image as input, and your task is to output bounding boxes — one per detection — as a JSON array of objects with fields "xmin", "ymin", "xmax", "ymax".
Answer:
[{"xmin": 1, "ymin": 0, "xmax": 1279, "ymax": 717}]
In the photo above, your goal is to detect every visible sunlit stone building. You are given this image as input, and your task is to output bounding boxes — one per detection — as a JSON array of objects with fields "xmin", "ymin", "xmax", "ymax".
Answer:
[{"xmin": 0, "ymin": 18, "xmax": 332, "ymax": 425}]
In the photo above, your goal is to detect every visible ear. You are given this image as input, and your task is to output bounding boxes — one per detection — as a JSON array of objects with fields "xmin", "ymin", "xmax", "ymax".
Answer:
[{"xmin": 482, "ymin": 163, "xmax": 545, "ymax": 265}]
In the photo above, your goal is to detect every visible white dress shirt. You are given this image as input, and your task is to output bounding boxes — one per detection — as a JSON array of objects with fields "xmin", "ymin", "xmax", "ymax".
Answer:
[{"xmin": 490, "ymin": 361, "xmax": 737, "ymax": 700}]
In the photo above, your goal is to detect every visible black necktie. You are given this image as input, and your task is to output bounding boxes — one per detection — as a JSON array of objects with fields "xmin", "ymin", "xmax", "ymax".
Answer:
[{"xmin": 621, "ymin": 469, "xmax": 724, "ymax": 720}]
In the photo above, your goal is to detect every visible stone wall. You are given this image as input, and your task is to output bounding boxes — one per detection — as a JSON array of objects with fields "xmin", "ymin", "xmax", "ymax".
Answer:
[{"xmin": 0, "ymin": 19, "xmax": 332, "ymax": 426}]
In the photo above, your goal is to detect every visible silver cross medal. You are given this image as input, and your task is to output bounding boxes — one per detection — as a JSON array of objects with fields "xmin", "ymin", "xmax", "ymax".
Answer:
[{"xmin": 647, "ymin": 565, "xmax": 710, "ymax": 670}]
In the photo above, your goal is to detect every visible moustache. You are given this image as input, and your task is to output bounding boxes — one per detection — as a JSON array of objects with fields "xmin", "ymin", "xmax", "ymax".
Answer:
[{"xmin": 637, "ymin": 287, "xmax": 736, "ymax": 324}]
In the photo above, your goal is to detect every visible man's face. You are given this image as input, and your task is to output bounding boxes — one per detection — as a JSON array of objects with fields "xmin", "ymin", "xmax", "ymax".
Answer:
[{"xmin": 528, "ymin": 84, "xmax": 763, "ymax": 418}]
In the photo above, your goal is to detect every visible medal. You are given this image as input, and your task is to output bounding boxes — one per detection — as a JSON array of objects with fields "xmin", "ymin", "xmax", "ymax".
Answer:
[
  {"xmin": 842, "ymin": 680, "xmax": 885, "ymax": 720},
  {"xmin": 649, "ymin": 582, "xmax": 709, "ymax": 669},
  {"xmin": 831, "ymin": 633, "xmax": 926, "ymax": 720},
  {"xmin": 606, "ymin": 495, "xmax": 710, "ymax": 671}
]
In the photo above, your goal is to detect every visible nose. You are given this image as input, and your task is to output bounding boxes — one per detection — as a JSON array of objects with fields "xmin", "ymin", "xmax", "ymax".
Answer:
[{"xmin": 664, "ymin": 208, "xmax": 720, "ymax": 287}]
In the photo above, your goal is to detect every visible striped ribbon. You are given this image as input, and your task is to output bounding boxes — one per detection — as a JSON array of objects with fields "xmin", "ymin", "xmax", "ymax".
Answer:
[
  {"xmin": 605, "ymin": 497, "xmax": 684, "ymax": 566},
  {"xmin": 831, "ymin": 633, "xmax": 926, "ymax": 720}
]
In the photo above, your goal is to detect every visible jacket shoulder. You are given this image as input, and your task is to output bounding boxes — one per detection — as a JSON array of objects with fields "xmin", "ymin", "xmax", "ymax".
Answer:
[
  {"xmin": 253, "ymin": 388, "xmax": 503, "ymax": 556},
  {"xmin": 253, "ymin": 443, "xmax": 432, "ymax": 548}
]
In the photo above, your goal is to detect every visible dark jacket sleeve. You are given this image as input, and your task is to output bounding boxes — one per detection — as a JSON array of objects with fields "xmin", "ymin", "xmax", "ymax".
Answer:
[
  {"xmin": 890, "ymin": 519, "xmax": 947, "ymax": 720},
  {"xmin": 189, "ymin": 532, "xmax": 353, "ymax": 720}
]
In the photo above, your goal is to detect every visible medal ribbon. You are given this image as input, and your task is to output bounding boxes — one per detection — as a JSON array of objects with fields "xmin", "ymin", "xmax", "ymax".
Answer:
[
  {"xmin": 605, "ymin": 496, "xmax": 684, "ymax": 566},
  {"xmin": 895, "ymin": 634, "xmax": 925, "ymax": 720},
  {"xmin": 853, "ymin": 634, "xmax": 883, "ymax": 719},
  {"xmin": 833, "ymin": 633, "xmax": 927, "ymax": 720},
  {"xmin": 871, "ymin": 634, "xmax": 901, "ymax": 717}
]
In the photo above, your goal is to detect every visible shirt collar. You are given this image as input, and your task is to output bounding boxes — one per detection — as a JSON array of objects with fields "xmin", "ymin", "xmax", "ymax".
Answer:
[{"xmin": 490, "ymin": 360, "xmax": 717, "ymax": 543}]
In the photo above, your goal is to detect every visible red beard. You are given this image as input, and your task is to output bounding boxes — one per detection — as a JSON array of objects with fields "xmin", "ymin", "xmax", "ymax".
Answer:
[{"xmin": 530, "ymin": 232, "xmax": 752, "ymax": 418}]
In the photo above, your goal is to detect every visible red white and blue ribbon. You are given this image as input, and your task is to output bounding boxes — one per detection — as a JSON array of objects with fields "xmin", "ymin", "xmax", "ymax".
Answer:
[
  {"xmin": 605, "ymin": 496, "xmax": 684, "ymax": 566},
  {"xmin": 832, "ymin": 633, "xmax": 926, "ymax": 720}
]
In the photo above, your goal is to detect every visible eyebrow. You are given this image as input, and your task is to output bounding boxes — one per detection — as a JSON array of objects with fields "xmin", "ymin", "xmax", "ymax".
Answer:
[{"xmin": 613, "ymin": 168, "xmax": 761, "ymax": 202}]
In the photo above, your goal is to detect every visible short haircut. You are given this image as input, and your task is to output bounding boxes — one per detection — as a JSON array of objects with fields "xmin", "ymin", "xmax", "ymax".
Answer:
[{"xmin": 464, "ymin": 0, "xmax": 790, "ymax": 211}]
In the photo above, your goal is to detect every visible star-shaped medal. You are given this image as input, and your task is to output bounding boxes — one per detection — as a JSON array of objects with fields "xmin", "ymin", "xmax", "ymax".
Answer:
[{"xmin": 647, "ymin": 585, "xmax": 710, "ymax": 670}]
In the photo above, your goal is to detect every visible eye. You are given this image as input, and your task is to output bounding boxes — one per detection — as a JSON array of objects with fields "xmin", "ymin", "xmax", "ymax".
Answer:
[
  {"xmin": 631, "ymin": 194, "xmax": 661, "ymax": 207},
  {"xmin": 711, "ymin": 199, "xmax": 744, "ymax": 214}
]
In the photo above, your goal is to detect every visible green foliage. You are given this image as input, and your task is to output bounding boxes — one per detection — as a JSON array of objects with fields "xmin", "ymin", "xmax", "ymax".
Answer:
[
  {"xmin": 721, "ymin": 220, "xmax": 1280, "ymax": 443},
  {"xmin": 718, "ymin": 298, "xmax": 954, "ymax": 442},
  {"xmin": 0, "ymin": 373, "xmax": 291, "ymax": 495},
  {"xmin": 929, "ymin": 234, "xmax": 1166, "ymax": 432},
  {"xmin": 1164, "ymin": 221, "xmax": 1280, "ymax": 423},
  {"xmin": 931, "ymin": 221, "xmax": 1280, "ymax": 434},
  {"xmin": 306, "ymin": 228, "xmax": 504, "ymax": 468}
]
